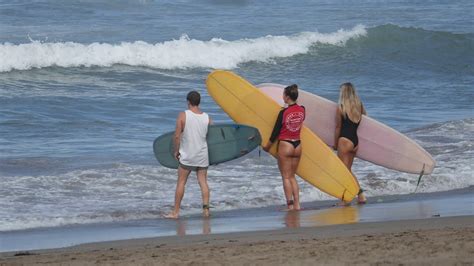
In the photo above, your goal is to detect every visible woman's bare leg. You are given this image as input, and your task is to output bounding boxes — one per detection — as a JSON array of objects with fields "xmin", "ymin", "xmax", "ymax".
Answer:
[
  {"xmin": 336, "ymin": 138, "xmax": 355, "ymax": 206},
  {"xmin": 337, "ymin": 138, "xmax": 355, "ymax": 167},
  {"xmin": 278, "ymin": 141, "xmax": 296, "ymax": 210},
  {"xmin": 337, "ymin": 138, "xmax": 366, "ymax": 204},
  {"xmin": 290, "ymin": 144, "xmax": 302, "ymax": 210}
]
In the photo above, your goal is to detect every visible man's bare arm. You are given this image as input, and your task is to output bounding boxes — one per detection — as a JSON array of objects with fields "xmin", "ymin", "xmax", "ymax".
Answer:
[{"xmin": 173, "ymin": 112, "xmax": 185, "ymax": 160}]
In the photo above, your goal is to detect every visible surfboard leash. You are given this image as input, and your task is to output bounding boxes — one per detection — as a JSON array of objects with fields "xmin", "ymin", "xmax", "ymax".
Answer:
[
  {"xmin": 340, "ymin": 189, "xmax": 347, "ymax": 202},
  {"xmin": 414, "ymin": 164, "xmax": 426, "ymax": 193}
]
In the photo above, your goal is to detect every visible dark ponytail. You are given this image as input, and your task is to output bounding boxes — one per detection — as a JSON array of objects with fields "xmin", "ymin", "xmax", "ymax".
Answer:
[{"xmin": 284, "ymin": 84, "xmax": 298, "ymax": 101}]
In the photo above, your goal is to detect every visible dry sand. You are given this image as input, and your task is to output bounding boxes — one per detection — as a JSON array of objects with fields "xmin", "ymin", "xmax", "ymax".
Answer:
[{"xmin": 1, "ymin": 215, "xmax": 473, "ymax": 265}]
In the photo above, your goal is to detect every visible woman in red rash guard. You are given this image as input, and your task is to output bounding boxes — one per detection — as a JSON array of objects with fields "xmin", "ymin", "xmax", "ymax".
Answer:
[{"xmin": 263, "ymin": 84, "xmax": 305, "ymax": 211}]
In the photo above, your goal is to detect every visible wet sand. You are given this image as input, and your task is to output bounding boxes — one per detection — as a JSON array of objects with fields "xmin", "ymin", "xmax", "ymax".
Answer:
[{"xmin": 1, "ymin": 216, "xmax": 473, "ymax": 265}]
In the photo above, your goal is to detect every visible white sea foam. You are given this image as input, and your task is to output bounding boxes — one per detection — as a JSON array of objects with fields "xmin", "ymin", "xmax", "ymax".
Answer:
[
  {"xmin": 0, "ymin": 119, "xmax": 472, "ymax": 231},
  {"xmin": 0, "ymin": 25, "xmax": 367, "ymax": 72}
]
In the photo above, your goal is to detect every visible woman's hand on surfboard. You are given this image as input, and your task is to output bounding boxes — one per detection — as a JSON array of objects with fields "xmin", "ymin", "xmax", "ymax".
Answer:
[
  {"xmin": 263, "ymin": 141, "xmax": 272, "ymax": 152},
  {"xmin": 353, "ymin": 146, "xmax": 359, "ymax": 153}
]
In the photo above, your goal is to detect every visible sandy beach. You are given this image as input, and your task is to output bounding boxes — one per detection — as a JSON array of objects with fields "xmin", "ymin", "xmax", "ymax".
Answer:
[
  {"xmin": 1, "ymin": 215, "xmax": 473, "ymax": 265},
  {"xmin": 1, "ymin": 189, "xmax": 473, "ymax": 265}
]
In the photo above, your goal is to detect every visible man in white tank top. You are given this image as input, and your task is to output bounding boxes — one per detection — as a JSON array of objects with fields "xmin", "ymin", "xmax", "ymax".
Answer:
[{"xmin": 164, "ymin": 91, "xmax": 212, "ymax": 219}]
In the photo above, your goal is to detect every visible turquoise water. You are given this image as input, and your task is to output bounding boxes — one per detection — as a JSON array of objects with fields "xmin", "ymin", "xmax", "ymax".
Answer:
[{"xmin": 0, "ymin": 0, "xmax": 473, "ymax": 231}]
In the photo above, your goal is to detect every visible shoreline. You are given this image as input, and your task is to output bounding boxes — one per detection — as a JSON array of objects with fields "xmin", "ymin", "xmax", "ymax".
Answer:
[
  {"xmin": 1, "ymin": 216, "xmax": 473, "ymax": 265},
  {"xmin": 1, "ymin": 187, "xmax": 473, "ymax": 254}
]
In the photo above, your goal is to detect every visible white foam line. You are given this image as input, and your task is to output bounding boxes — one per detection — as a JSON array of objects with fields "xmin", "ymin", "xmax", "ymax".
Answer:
[{"xmin": 0, "ymin": 25, "xmax": 367, "ymax": 72}]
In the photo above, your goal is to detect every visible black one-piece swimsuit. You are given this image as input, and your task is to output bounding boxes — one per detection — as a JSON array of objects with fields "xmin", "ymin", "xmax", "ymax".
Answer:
[{"xmin": 340, "ymin": 114, "xmax": 361, "ymax": 147}]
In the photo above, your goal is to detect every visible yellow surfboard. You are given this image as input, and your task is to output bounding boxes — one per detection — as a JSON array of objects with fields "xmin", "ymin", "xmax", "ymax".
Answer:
[{"xmin": 206, "ymin": 70, "xmax": 359, "ymax": 202}]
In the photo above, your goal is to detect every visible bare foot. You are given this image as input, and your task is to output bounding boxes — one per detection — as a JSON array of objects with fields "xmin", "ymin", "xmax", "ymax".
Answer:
[
  {"xmin": 280, "ymin": 205, "xmax": 295, "ymax": 212},
  {"xmin": 282, "ymin": 200, "xmax": 295, "ymax": 211},
  {"xmin": 357, "ymin": 193, "xmax": 367, "ymax": 204},
  {"xmin": 164, "ymin": 212, "xmax": 179, "ymax": 219},
  {"xmin": 203, "ymin": 208, "xmax": 210, "ymax": 217}
]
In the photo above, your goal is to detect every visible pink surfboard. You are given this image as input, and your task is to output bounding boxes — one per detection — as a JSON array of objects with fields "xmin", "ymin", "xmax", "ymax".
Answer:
[{"xmin": 257, "ymin": 83, "xmax": 435, "ymax": 175}]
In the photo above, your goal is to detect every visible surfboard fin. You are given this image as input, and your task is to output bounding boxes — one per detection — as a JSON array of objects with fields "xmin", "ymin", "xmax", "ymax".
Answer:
[
  {"xmin": 220, "ymin": 128, "xmax": 226, "ymax": 139},
  {"xmin": 414, "ymin": 164, "xmax": 425, "ymax": 193}
]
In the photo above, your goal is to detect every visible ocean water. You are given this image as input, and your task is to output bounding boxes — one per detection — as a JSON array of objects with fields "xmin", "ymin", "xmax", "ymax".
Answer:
[{"xmin": 0, "ymin": 0, "xmax": 473, "ymax": 231}]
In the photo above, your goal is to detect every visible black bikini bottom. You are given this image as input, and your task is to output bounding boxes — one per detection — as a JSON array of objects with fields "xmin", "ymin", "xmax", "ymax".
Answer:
[
  {"xmin": 340, "ymin": 134, "xmax": 358, "ymax": 147},
  {"xmin": 281, "ymin": 140, "xmax": 301, "ymax": 148}
]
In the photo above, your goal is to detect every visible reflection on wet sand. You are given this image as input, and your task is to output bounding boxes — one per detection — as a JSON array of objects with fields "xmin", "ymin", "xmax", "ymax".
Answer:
[
  {"xmin": 176, "ymin": 218, "xmax": 211, "ymax": 236},
  {"xmin": 284, "ymin": 200, "xmax": 440, "ymax": 229},
  {"xmin": 172, "ymin": 199, "xmax": 447, "ymax": 237},
  {"xmin": 284, "ymin": 206, "xmax": 359, "ymax": 229},
  {"xmin": 308, "ymin": 206, "xmax": 358, "ymax": 226},
  {"xmin": 284, "ymin": 211, "xmax": 301, "ymax": 228}
]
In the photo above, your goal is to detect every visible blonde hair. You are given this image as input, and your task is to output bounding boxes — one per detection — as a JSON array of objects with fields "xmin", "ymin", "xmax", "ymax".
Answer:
[{"xmin": 338, "ymin": 82, "xmax": 364, "ymax": 123}]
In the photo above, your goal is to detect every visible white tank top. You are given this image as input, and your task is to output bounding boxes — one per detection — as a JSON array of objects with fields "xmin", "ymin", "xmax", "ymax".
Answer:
[{"xmin": 179, "ymin": 110, "xmax": 209, "ymax": 167}]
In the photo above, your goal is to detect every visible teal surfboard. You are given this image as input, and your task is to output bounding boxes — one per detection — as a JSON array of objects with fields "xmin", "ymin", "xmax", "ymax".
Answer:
[{"xmin": 153, "ymin": 124, "xmax": 262, "ymax": 169}]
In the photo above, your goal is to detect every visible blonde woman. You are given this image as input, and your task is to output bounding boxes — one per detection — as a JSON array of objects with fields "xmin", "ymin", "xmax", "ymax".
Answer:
[{"xmin": 334, "ymin": 82, "xmax": 367, "ymax": 204}]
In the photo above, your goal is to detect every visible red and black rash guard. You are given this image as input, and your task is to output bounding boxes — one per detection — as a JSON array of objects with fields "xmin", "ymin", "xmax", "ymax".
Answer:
[{"xmin": 269, "ymin": 104, "xmax": 306, "ymax": 142}]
